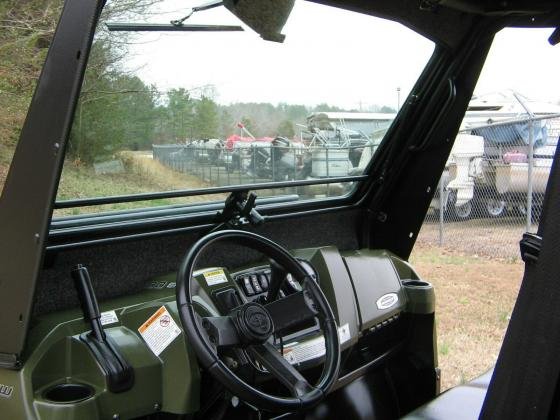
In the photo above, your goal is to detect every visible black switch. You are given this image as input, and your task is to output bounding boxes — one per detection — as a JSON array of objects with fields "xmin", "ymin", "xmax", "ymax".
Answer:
[
  {"xmin": 258, "ymin": 273, "xmax": 269, "ymax": 290},
  {"xmin": 250, "ymin": 275, "xmax": 263, "ymax": 293},
  {"xmin": 242, "ymin": 276, "xmax": 255, "ymax": 296}
]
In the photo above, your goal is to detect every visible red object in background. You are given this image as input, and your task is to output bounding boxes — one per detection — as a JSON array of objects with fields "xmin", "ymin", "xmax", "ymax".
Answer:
[
  {"xmin": 225, "ymin": 134, "xmax": 253, "ymax": 149},
  {"xmin": 225, "ymin": 135, "xmax": 275, "ymax": 150},
  {"xmin": 503, "ymin": 151, "xmax": 528, "ymax": 164}
]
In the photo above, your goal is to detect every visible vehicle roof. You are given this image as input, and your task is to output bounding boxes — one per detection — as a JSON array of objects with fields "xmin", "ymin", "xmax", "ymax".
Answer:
[{"xmin": 312, "ymin": 0, "xmax": 560, "ymax": 49}]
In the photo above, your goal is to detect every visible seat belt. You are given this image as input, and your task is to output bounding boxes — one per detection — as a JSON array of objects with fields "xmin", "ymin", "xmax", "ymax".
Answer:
[{"xmin": 479, "ymin": 142, "xmax": 560, "ymax": 419}]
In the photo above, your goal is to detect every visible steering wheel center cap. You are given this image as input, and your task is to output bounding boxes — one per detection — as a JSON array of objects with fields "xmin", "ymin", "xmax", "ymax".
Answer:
[{"xmin": 236, "ymin": 302, "xmax": 274, "ymax": 343}]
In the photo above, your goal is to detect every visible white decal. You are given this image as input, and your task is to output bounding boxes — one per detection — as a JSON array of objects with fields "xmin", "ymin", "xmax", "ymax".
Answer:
[
  {"xmin": 338, "ymin": 323, "xmax": 351, "ymax": 344},
  {"xmin": 100, "ymin": 310, "xmax": 119, "ymax": 326},
  {"xmin": 138, "ymin": 306, "xmax": 181, "ymax": 356},
  {"xmin": 0, "ymin": 384, "xmax": 13, "ymax": 399},
  {"xmin": 281, "ymin": 324, "xmax": 352, "ymax": 365}
]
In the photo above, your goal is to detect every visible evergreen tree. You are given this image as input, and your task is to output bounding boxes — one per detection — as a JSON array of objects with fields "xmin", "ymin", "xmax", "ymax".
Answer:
[
  {"xmin": 194, "ymin": 96, "xmax": 219, "ymax": 139},
  {"xmin": 277, "ymin": 119, "xmax": 295, "ymax": 138},
  {"xmin": 167, "ymin": 88, "xmax": 194, "ymax": 141}
]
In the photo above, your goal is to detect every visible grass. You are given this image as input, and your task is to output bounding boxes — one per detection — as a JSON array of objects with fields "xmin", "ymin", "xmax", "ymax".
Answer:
[
  {"xmin": 439, "ymin": 341, "xmax": 450, "ymax": 356},
  {"xmin": 411, "ymin": 242, "xmax": 523, "ymax": 391},
  {"xmin": 53, "ymin": 151, "xmax": 227, "ymax": 216}
]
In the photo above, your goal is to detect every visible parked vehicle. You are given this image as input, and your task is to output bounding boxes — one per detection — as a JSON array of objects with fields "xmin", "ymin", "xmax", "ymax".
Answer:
[{"xmin": 430, "ymin": 93, "xmax": 560, "ymax": 220}]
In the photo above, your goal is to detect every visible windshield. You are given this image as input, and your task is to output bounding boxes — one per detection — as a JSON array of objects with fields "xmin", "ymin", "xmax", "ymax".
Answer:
[{"xmin": 55, "ymin": 0, "xmax": 434, "ymax": 216}]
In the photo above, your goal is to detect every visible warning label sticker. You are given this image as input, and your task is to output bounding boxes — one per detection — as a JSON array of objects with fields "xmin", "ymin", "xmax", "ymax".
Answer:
[
  {"xmin": 203, "ymin": 269, "xmax": 228, "ymax": 286},
  {"xmin": 283, "ymin": 336, "xmax": 325, "ymax": 365},
  {"xmin": 338, "ymin": 323, "xmax": 351, "ymax": 344},
  {"xmin": 282, "ymin": 323, "xmax": 351, "ymax": 365},
  {"xmin": 100, "ymin": 310, "xmax": 119, "ymax": 326},
  {"xmin": 138, "ymin": 306, "xmax": 181, "ymax": 356}
]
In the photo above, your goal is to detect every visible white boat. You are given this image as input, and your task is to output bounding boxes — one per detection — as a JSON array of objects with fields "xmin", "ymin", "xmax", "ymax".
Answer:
[{"xmin": 432, "ymin": 91, "xmax": 560, "ymax": 219}]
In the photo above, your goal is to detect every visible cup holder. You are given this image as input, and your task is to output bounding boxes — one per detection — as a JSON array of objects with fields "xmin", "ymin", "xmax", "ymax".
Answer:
[
  {"xmin": 402, "ymin": 280, "xmax": 434, "ymax": 314},
  {"xmin": 43, "ymin": 383, "xmax": 94, "ymax": 404},
  {"xmin": 403, "ymin": 280, "xmax": 431, "ymax": 288}
]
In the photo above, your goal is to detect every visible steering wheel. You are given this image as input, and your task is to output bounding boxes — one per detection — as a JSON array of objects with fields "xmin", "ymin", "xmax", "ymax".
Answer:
[{"xmin": 176, "ymin": 229, "xmax": 341, "ymax": 412}]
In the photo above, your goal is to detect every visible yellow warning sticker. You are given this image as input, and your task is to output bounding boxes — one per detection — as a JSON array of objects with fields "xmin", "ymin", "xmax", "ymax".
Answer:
[
  {"xmin": 138, "ymin": 306, "xmax": 181, "ymax": 356},
  {"xmin": 203, "ymin": 269, "xmax": 228, "ymax": 286}
]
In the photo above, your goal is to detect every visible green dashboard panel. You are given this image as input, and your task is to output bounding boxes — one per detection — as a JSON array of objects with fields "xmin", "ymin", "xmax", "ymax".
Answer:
[
  {"xmin": 0, "ymin": 247, "xmax": 434, "ymax": 419},
  {"xmin": 2, "ymin": 284, "xmax": 200, "ymax": 419}
]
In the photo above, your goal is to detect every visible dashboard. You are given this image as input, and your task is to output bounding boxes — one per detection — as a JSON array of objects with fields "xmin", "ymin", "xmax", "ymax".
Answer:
[{"xmin": 11, "ymin": 246, "xmax": 434, "ymax": 419}]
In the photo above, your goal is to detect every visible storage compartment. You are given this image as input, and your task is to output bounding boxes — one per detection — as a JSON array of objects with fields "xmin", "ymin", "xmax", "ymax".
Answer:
[
  {"xmin": 342, "ymin": 250, "xmax": 407, "ymax": 332},
  {"xmin": 43, "ymin": 383, "xmax": 94, "ymax": 404}
]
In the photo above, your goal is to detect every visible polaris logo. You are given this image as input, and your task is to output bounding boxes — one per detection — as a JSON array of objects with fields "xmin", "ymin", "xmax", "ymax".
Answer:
[
  {"xmin": 0, "ymin": 384, "xmax": 13, "ymax": 398},
  {"xmin": 376, "ymin": 293, "xmax": 398, "ymax": 310}
]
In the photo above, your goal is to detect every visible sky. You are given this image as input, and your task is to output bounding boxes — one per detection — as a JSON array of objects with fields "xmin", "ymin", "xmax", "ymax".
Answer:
[{"xmin": 111, "ymin": 0, "xmax": 560, "ymax": 109}]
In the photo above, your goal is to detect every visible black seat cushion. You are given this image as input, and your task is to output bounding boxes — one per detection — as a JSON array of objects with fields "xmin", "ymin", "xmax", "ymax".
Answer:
[{"xmin": 401, "ymin": 368, "xmax": 494, "ymax": 420}]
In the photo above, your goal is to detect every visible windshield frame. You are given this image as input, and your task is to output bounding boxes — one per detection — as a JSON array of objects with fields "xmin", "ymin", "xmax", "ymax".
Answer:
[{"xmin": 0, "ymin": 0, "xmax": 444, "ymax": 364}]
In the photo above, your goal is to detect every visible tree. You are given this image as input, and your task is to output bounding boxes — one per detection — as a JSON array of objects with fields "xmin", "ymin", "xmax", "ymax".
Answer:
[
  {"xmin": 277, "ymin": 119, "xmax": 295, "ymax": 138},
  {"xmin": 313, "ymin": 103, "xmax": 345, "ymax": 112},
  {"xmin": 62, "ymin": 0, "xmax": 165, "ymax": 163},
  {"xmin": 167, "ymin": 88, "xmax": 194, "ymax": 141},
  {"xmin": 220, "ymin": 109, "xmax": 234, "ymax": 138},
  {"xmin": 194, "ymin": 96, "xmax": 219, "ymax": 139},
  {"xmin": 68, "ymin": 73, "xmax": 158, "ymax": 163},
  {"xmin": 380, "ymin": 105, "xmax": 396, "ymax": 113}
]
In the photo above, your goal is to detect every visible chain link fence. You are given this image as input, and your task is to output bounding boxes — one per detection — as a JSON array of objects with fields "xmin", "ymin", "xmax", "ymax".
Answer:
[
  {"xmin": 420, "ymin": 112, "xmax": 560, "ymax": 259},
  {"xmin": 152, "ymin": 141, "xmax": 376, "ymax": 199},
  {"xmin": 150, "ymin": 105, "xmax": 559, "ymax": 261}
]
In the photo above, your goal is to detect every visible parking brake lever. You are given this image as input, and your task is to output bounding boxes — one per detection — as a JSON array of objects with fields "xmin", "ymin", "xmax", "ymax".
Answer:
[
  {"xmin": 72, "ymin": 265, "xmax": 134, "ymax": 393},
  {"xmin": 72, "ymin": 264, "xmax": 106, "ymax": 342}
]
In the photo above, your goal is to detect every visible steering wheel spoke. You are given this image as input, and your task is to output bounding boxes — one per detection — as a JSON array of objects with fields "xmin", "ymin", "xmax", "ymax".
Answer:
[
  {"xmin": 248, "ymin": 342, "xmax": 316, "ymax": 397},
  {"xmin": 201, "ymin": 316, "xmax": 241, "ymax": 347}
]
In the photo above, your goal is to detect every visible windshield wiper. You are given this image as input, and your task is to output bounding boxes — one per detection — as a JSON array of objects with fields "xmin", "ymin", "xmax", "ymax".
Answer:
[
  {"xmin": 170, "ymin": 0, "xmax": 223, "ymax": 26},
  {"xmin": 106, "ymin": 22, "xmax": 243, "ymax": 32},
  {"xmin": 106, "ymin": 0, "xmax": 240, "ymax": 33}
]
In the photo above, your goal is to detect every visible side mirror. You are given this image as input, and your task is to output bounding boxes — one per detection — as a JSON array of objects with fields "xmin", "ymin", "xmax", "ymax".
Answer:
[{"xmin": 223, "ymin": 0, "xmax": 295, "ymax": 43}]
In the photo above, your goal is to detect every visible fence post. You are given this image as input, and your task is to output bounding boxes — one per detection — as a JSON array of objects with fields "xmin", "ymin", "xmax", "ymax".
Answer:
[
  {"xmin": 439, "ymin": 176, "xmax": 444, "ymax": 246},
  {"xmin": 227, "ymin": 150, "xmax": 231, "ymax": 185},
  {"xmin": 526, "ymin": 118, "xmax": 534, "ymax": 231},
  {"xmin": 326, "ymin": 147, "xmax": 330, "ymax": 197},
  {"xmin": 271, "ymin": 146, "xmax": 275, "ymax": 181},
  {"xmin": 293, "ymin": 147, "xmax": 296, "ymax": 180},
  {"xmin": 252, "ymin": 146, "xmax": 256, "ymax": 183}
]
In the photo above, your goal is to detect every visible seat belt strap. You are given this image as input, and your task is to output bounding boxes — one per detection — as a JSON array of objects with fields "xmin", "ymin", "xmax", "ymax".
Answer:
[{"xmin": 480, "ymin": 141, "xmax": 560, "ymax": 419}]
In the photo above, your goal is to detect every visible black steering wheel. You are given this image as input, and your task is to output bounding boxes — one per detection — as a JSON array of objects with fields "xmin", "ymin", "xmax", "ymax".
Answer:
[{"xmin": 176, "ymin": 230, "xmax": 341, "ymax": 412}]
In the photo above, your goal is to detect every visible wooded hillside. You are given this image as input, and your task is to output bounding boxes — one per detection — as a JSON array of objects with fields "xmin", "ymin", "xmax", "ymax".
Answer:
[{"xmin": 0, "ymin": 0, "xmax": 395, "ymax": 170}]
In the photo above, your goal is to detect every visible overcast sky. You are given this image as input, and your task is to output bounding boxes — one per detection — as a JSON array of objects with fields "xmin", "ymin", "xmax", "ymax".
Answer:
[{"xmin": 116, "ymin": 0, "xmax": 560, "ymax": 109}]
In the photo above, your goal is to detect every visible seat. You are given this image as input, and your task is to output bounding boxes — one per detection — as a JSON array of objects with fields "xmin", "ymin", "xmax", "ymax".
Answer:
[{"xmin": 401, "ymin": 368, "xmax": 494, "ymax": 420}]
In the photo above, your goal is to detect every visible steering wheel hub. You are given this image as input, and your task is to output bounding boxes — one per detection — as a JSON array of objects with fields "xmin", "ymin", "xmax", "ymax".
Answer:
[{"xmin": 234, "ymin": 302, "xmax": 274, "ymax": 344}]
